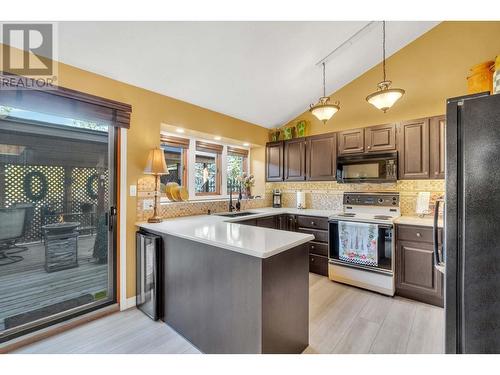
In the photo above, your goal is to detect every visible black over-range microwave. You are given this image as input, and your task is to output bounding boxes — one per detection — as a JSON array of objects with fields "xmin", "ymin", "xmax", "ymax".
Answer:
[{"xmin": 336, "ymin": 152, "xmax": 397, "ymax": 183}]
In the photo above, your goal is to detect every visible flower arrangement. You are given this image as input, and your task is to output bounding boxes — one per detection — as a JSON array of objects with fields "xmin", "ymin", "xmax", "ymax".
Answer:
[{"xmin": 237, "ymin": 172, "xmax": 255, "ymax": 198}]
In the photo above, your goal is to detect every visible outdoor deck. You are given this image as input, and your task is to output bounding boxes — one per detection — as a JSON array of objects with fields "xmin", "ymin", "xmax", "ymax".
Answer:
[{"xmin": 0, "ymin": 235, "xmax": 108, "ymax": 331}]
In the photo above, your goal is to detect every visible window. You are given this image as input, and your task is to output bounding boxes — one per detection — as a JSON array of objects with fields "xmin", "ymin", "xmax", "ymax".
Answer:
[
  {"xmin": 159, "ymin": 133, "xmax": 250, "ymax": 200},
  {"xmin": 160, "ymin": 135, "xmax": 189, "ymax": 190},
  {"xmin": 195, "ymin": 141, "xmax": 222, "ymax": 196},
  {"xmin": 227, "ymin": 147, "xmax": 249, "ymax": 194}
]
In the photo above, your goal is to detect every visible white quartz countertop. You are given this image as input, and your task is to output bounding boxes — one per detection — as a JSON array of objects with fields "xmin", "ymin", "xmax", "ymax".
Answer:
[
  {"xmin": 394, "ymin": 215, "xmax": 443, "ymax": 228},
  {"xmin": 137, "ymin": 207, "xmax": 330, "ymax": 259}
]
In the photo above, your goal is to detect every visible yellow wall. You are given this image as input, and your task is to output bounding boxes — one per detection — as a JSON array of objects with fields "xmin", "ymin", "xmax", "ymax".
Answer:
[
  {"xmin": 284, "ymin": 21, "xmax": 500, "ymax": 134},
  {"xmin": 1, "ymin": 44, "xmax": 269, "ymax": 298}
]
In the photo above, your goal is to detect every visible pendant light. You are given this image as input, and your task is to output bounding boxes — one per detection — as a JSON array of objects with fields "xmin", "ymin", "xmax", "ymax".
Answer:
[
  {"xmin": 309, "ymin": 62, "xmax": 340, "ymax": 124},
  {"xmin": 366, "ymin": 21, "xmax": 405, "ymax": 112}
]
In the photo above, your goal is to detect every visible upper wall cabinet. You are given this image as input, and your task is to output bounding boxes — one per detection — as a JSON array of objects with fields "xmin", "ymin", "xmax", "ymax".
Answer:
[
  {"xmin": 398, "ymin": 118, "xmax": 430, "ymax": 179},
  {"xmin": 307, "ymin": 133, "xmax": 337, "ymax": 181},
  {"xmin": 430, "ymin": 115, "xmax": 446, "ymax": 179},
  {"xmin": 338, "ymin": 128, "xmax": 364, "ymax": 155},
  {"xmin": 365, "ymin": 123, "xmax": 397, "ymax": 153},
  {"xmin": 265, "ymin": 141, "xmax": 284, "ymax": 182},
  {"xmin": 284, "ymin": 138, "xmax": 307, "ymax": 181}
]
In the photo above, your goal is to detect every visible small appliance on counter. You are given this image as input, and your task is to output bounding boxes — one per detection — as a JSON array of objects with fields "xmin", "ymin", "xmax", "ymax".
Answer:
[
  {"xmin": 296, "ymin": 191, "xmax": 306, "ymax": 209},
  {"xmin": 272, "ymin": 189, "xmax": 282, "ymax": 208}
]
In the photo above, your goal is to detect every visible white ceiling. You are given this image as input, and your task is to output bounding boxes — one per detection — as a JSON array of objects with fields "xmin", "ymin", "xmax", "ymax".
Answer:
[{"xmin": 55, "ymin": 21, "xmax": 439, "ymax": 128}]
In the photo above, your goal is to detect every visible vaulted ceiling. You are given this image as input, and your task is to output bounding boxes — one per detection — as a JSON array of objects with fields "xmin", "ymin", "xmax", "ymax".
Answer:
[{"xmin": 55, "ymin": 21, "xmax": 439, "ymax": 128}]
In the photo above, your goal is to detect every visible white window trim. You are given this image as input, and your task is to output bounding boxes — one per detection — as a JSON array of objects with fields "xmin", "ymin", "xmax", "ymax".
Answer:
[{"xmin": 160, "ymin": 132, "xmax": 249, "ymax": 202}]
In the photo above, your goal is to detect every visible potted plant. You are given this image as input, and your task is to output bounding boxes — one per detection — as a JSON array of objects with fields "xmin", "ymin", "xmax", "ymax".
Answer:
[{"xmin": 237, "ymin": 172, "xmax": 255, "ymax": 199}]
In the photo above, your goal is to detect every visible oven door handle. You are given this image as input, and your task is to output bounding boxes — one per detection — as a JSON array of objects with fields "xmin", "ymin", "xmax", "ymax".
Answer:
[{"xmin": 328, "ymin": 219, "xmax": 392, "ymax": 229}]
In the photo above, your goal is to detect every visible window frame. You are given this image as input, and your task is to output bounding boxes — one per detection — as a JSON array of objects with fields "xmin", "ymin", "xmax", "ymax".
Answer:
[
  {"xmin": 226, "ymin": 151, "xmax": 249, "ymax": 196},
  {"xmin": 160, "ymin": 132, "xmax": 250, "ymax": 202},
  {"xmin": 194, "ymin": 149, "xmax": 221, "ymax": 197},
  {"xmin": 160, "ymin": 145, "xmax": 188, "ymax": 193}
]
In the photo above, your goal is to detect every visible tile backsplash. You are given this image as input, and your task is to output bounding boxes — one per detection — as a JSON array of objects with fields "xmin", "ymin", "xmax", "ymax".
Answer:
[
  {"xmin": 136, "ymin": 175, "xmax": 444, "ymax": 221},
  {"xmin": 264, "ymin": 180, "xmax": 444, "ymax": 216},
  {"xmin": 136, "ymin": 175, "xmax": 269, "ymax": 221}
]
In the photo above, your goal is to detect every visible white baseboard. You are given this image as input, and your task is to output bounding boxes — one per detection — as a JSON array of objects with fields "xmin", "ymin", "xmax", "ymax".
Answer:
[{"xmin": 120, "ymin": 296, "xmax": 136, "ymax": 311}]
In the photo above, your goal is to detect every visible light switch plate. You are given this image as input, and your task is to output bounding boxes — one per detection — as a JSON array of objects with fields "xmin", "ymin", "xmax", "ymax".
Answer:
[
  {"xmin": 143, "ymin": 199, "xmax": 154, "ymax": 210},
  {"xmin": 129, "ymin": 185, "xmax": 137, "ymax": 196}
]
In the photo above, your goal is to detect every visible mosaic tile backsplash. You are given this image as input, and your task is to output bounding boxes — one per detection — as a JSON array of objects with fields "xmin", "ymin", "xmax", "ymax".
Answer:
[
  {"xmin": 264, "ymin": 180, "xmax": 445, "ymax": 216},
  {"xmin": 136, "ymin": 175, "xmax": 444, "ymax": 221},
  {"xmin": 136, "ymin": 175, "xmax": 269, "ymax": 221}
]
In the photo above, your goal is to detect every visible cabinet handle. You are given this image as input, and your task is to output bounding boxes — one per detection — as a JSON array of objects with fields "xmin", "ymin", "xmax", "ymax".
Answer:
[
  {"xmin": 367, "ymin": 146, "xmax": 371, "ymax": 149},
  {"xmin": 310, "ymin": 245, "xmax": 315, "ymax": 250},
  {"xmin": 416, "ymin": 232, "xmax": 421, "ymax": 237},
  {"xmin": 311, "ymin": 221, "xmax": 315, "ymax": 226},
  {"xmin": 311, "ymin": 257, "xmax": 315, "ymax": 262},
  {"xmin": 434, "ymin": 172, "xmax": 438, "ymax": 175}
]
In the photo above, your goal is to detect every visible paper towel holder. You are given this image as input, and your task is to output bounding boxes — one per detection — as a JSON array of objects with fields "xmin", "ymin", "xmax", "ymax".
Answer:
[{"xmin": 296, "ymin": 191, "xmax": 306, "ymax": 209}]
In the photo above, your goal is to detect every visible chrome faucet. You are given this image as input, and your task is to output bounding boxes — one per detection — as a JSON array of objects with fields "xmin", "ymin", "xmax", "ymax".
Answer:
[{"xmin": 228, "ymin": 182, "xmax": 235, "ymax": 212}]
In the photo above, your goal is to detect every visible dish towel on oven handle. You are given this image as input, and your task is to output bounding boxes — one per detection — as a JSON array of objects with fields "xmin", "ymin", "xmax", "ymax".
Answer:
[{"xmin": 338, "ymin": 221, "xmax": 378, "ymax": 266}]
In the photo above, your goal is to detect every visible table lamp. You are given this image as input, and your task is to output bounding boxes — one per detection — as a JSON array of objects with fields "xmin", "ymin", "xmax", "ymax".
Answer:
[{"xmin": 144, "ymin": 147, "xmax": 169, "ymax": 223}]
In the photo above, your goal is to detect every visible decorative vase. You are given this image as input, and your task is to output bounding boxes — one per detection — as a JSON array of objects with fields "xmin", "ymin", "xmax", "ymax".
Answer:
[
  {"xmin": 467, "ymin": 60, "xmax": 494, "ymax": 94},
  {"xmin": 283, "ymin": 126, "xmax": 294, "ymax": 140},
  {"xmin": 270, "ymin": 129, "xmax": 281, "ymax": 142},
  {"xmin": 296, "ymin": 120, "xmax": 307, "ymax": 137}
]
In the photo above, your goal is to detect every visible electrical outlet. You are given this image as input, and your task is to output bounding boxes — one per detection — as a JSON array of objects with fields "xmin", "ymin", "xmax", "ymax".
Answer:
[
  {"xmin": 129, "ymin": 185, "xmax": 137, "ymax": 196},
  {"xmin": 143, "ymin": 199, "xmax": 154, "ymax": 210}
]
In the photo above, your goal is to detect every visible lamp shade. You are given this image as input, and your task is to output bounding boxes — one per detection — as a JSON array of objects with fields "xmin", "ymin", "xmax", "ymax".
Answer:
[
  {"xmin": 366, "ymin": 81, "xmax": 405, "ymax": 113},
  {"xmin": 309, "ymin": 96, "xmax": 340, "ymax": 124},
  {"xmin": 144, "ymin": 147, "xmax": 169, "ymax": 175}
]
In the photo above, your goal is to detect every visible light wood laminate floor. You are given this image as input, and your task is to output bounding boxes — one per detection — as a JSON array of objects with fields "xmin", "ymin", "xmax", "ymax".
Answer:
[{"xmin": 14, "ymin": 274, "xmax": 444, "ymax": 354}]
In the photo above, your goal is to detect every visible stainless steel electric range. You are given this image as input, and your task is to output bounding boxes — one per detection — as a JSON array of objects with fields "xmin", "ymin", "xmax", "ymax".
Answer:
[{"xmin": 328, "ymin": 192, "xmax": 400, "ymax": 296}]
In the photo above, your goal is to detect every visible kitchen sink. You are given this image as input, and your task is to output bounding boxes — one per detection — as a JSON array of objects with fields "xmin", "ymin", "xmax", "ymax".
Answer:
[{"xmin": 217, "ymin": 211, "xmax": 257, "ymax": 217}]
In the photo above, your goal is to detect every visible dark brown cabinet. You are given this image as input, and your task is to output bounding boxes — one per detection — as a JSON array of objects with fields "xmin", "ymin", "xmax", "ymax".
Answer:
[
  {"xmin": 296, "ymin": 215, "xmax": 329, "ymax": 276},
  {"xmin": 256, "ymin": 216, "xmax": 277, "ymax": 229},
  {"xmin": 307, "ymin": 133, "xmax": 337, "ymax": 181},
  {"xmin": 338, "ymin": 128, "xmax": 364, "ymax": 155},
  {"xmin": 365, "ymin": 123, "xmax": 397, "ymax": 153},
  {"xmin": 395, "ymin": 225, "xmax": 444, "ymax": 307},
  {"xmin": 430, "ymin": 115, "xmax": 446, "ymax": 179},
  {"xmin": 398, "ymin": 118, "xmax": 430, "ymax": 179},
  {"xmin": 265, "ymin": 141, "xmax": 284, "ymax": 182},
  {"xmin": 284, "ymin": 138, "xmax": 307, "ymax": 181}
]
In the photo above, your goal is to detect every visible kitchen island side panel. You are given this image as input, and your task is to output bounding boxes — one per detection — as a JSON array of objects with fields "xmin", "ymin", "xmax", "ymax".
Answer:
[
  {"xmin": 261, "ymin": 243, "xmax": 309, "ymax": 353},
  {"xmin": 161, "ymin": 234, "xmax": 263, "ymax": 354}
]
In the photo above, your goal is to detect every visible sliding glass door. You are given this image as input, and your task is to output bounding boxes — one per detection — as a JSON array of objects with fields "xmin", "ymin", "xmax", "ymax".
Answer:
[{"xmin": 0, "ymin": 109, "xmax": 117, "ymax": 342}]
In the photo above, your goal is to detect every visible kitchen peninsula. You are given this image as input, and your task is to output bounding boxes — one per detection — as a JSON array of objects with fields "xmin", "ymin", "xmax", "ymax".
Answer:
[{"xmin": 138, "ymin": 211, "xmax": 315, "ymax": 354}]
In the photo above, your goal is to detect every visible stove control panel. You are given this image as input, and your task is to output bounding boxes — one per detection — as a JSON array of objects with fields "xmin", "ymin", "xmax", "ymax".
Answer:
[{"xmin": 343, "ymin": 192, "xmax": 399, "ymax": 207}]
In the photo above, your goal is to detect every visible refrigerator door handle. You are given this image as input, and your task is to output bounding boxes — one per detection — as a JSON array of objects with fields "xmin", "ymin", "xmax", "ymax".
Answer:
[{"xmin": 433, "ymin": 198, "xmax": 445, "ymax": 274}]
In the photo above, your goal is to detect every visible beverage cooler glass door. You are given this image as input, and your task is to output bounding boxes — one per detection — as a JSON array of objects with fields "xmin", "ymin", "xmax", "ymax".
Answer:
[{"xmin": 136, "ymin": 231, "xmax": 162, "ymax": 320}]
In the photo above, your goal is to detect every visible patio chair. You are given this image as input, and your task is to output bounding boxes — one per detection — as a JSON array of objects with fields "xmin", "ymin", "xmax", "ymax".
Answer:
[{"xmin": 0, "ymin": 204, "xmax": 33, "ymax": 265}]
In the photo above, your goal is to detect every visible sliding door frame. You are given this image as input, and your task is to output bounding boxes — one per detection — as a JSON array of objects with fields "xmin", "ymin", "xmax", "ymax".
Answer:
[{"xmin": 0, "ymin": 122, "xmax": 119, "ymax": 344}]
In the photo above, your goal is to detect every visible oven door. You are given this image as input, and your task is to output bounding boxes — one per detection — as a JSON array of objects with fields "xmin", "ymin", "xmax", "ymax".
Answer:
[
  {"xmin": 336, "ymin": 152, "xmax": 397, "ymax": 183},
  {"xmin": 328, "ymin": 220, "xmax": 393, "ymax": 274}
]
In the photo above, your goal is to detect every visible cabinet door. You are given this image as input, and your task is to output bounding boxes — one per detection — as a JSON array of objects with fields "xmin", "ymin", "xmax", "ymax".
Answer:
[
  {"xmin": 430, "ymin": 115, "xmax": 446, "ymax": 179},
  {"xmin": 284, "ymin": 214, "xmax": 297, "ymax": 231},
  {"xmin": 265, "ymin": 141, "xmax": 284, "ymax": 181},
  {"xmin": 307, "ymin": 133, "xmax": 337, "ymax": 181},
  {"xmin": 396, "ymin": 240, "xmax": 444, "ymax": 307},
  {"xmin": 338, "ymin": 128, "xmax": 364, "ymax": 155},
  {"xmin": 365, "ymin": 123, "xmax": 396, "ymax": 153},
  {"xmin": 398, "ymin": 118, "xmax": 430, "ymax": 179},
  {"xmin": 284, "ymin": 138, "xmax": 306, "ymax": 181},
  {"xmin": 256, "ymin": 216, "xmax": 277, "ymax": 229}
]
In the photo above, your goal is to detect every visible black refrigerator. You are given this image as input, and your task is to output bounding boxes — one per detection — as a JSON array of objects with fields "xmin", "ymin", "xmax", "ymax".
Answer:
[{"xmin": 445, "ymin": 92, "xmax": 500, "ymax": 353}]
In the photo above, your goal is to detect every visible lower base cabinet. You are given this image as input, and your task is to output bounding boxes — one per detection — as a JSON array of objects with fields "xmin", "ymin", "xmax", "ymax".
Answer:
[
  {"xmin": 395, "ymin": 225, "xmax": 444, "ymax": 307},
  {"xmin": 239, "ymin": 213, "xmax": 329, "ymax": 277}
]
